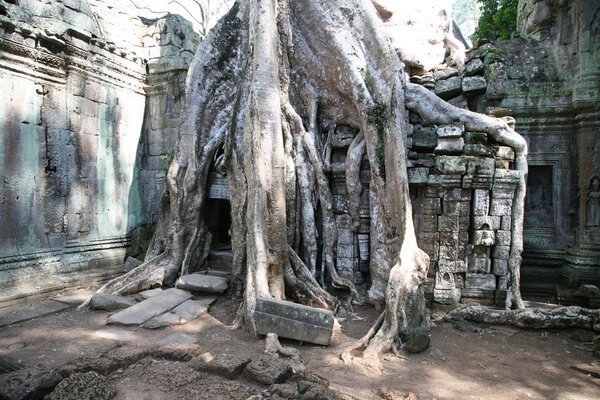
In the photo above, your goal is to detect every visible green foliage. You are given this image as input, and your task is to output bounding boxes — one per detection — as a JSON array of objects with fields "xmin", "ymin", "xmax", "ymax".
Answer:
[
  {"xmin": 452, "ymin": 0, "xmax": 481, "ymax": 40},
  {"xmin": 471, "ymin": 0, "xmax": 518, "ymax": 41},
  {"xmin": 160, "ymin": 152, "xmax": 173, "ymax": 168},
  {"xmin": 364, "ymin": 100, "xmax": 387, "ymax": 132}
]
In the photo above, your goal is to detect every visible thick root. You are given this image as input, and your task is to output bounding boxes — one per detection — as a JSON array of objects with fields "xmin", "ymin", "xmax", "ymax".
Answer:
[{"xmin": 447, "ymin": 304, "xmax": 600, "ymax": 331}]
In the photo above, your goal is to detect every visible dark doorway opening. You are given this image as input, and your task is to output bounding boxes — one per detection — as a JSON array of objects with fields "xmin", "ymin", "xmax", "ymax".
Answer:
[{"xmin": 205, "ymin": 198, "xmax": 231, "ymax": 250}]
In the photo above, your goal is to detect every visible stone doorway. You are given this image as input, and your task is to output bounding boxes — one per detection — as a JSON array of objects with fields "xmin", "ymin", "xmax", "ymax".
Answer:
[{"xmin": 205, "ymin": 198, "xmax": 232, "ymax": 251}]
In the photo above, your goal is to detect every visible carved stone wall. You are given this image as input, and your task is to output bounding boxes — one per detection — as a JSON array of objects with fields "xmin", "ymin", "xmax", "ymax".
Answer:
[{"xmin": 0, "ymin": 0, "xmax": 198, "ymax": 307}]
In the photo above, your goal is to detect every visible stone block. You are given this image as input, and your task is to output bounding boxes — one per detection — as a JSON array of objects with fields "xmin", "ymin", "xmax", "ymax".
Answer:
[
  {"xmin": 465, "ymin": 273, "xmax": 496, "ymax": 290},
  {"xmin": 436, "ymin": 156, "xmax": 467, "ymax": 175},
  {"xmin": 464, "ymin": 131, "xmax": 488, "ymax": 144},
  {"xmin": 438, "ymin": 215, "xmax": 459, "ymax": 232},
  {"xmin": 497, "ymin": 275, "xmax": 508, "ymax": 290},
  {"xmin": 123, "ymin": 256, "xmax": 142, "ymax": 272},
  {"xmin": 495, "ymin": 230, "xmax": 511, "ymax": 246},
  {"xmin": 493, "ymin": 259, "xmax": 508, "ymax": 275},
  {"xmin": 439, "ymin": 245, "xmax": 458, "ymax": 262},
  {"xmin": 417, "ymin": 232, "xmax": 439, "ymax": 259},
  {"xmin": 435, "ymin": 138, "xmax": 464, "ymax": 155},
  {"xmin": 435, "ymin": 76, "xmax": 462, "ymax": 99},
  {"xmin": 494, "ymin": 169, "xmax": 521, "ymax": 181},
  {"xmin": 492, "ymin": 183, "xmax": 516, "ymax": 199},
  {"xmin": 444, "ymin": 188, "xmax": 471, "ymax": 201},
  {"xmin": 462, "ymin": 76, "xmax": 487, "ymax": 97},
  {"xmin": 474, "ymin": 216, "xmax": 501, "ymax": 230},
  {"xmin": 464, "ymin": 144, "xmax": 493, "ymax": 157},
  {"xmin": 420, "ymin": 197, "xmax": 442, "ymax": 214},
  {"xmin": 468, "ymin": 254, "xmax": 491, "ymax": 273},
  {"xmin": 408, "ymin": 167, "xmax": 430, "ymax": 186},
  {"xmin": 494, "ymin": 146, "xmax": 515, "ymax": 160},
  {"xmin": 467, "ymin": 158, "xmax": 495, "ymax": 176},
  {"xmin": 436, "ymin": 125, "xmax": 464, "ymax": 138},
  {"xmin": 489, "ymin": 198, "xmax": 513, "ymax": 216},
  {"xmin": 499, "ymin": 221, "xmax": 512, "ymax": 236},
  {"xmin": 448, "ymin": 95, "xmax": 468, "ymax": 109},
  {"xmin": 493, "ymin": 246, "xmax": 510, "ymax": 260},
  {"xmin": 434, "ymin": 288, "xmax": 461, "ymax": 305},
  {"xmin": 419, "ymin": 214, "xmax": 438, "ymax": 233},
  {"xmin": 495, "ymin": 159, "xmax": 510, "ymax": 169},
  {"xmin": 253, "ymin": 298, "xmax": 334, "ymax": 345},
  {"xmin": 89, "ymin": 293, "xmax": 136, "ymax": 311},
  {"xmin": 473, "ymin": 189, "xmax": 490, "ymax": 216},
  {"xmin": 465, "ymin": 58, "xmax": 484, "ymax": 76},
  {"xmin": 333, "ymin": 195, "xmax": 349, "ymax": 213},
  {"xmin": 435, "ymin": 271, "xmax": 455, "ymax": 289},
  {"xmin": 176, "ymin": 274, "xmax": 228, "ymax": 293},
  {"xmin": 107, "ymin": 288, "xmax": 192, "ymax": 326},
  {"xmin": 439, "ymin": 231, "xmax": 459, "ymax": 248}
]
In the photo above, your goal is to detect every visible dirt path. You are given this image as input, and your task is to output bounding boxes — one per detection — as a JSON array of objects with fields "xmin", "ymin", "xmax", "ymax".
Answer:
[{"xmin": 1, "ymin": 296, "xmax": 599, "ymax": 400}]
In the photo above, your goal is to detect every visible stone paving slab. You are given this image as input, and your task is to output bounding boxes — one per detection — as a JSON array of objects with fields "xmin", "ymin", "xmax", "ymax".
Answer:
[
  {"xmin": 156, "ymin": 332, "xmax": 198, "ymax": 346},
  {"xmin": 142, "ymin": 312, "xmax": 184, "ymax": 329},
  {"xmin": 106, "ymin": 288, "xmax": 192, "ymax": 326},
  {"xmin": 176, "ymin": 274, "xmax": 228, "ymax": 293},
  {"xmin": 0, "ymin": 301, "xmax": 72, "ymax": 328},
  {"xmin": 138, "ymin": 288, "xmax": 164, "ymax": 299},
  {"xmin": 173, "ymin": 296, "xmax": 216, "ymax": 321}
]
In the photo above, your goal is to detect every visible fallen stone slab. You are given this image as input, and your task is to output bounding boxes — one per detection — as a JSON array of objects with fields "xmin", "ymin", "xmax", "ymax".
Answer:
[
  {"xmin": 142, "ymin": 312, "xmax": 184, "ymax": 329},
  {"xmin": 190, "ymin": 353, "xmax": 251, "ymax": 379},
  {"xmin": 173, "ymin": 296, "xmax": 217, "ymax": 321},
  {"xmin": 244, "ymin": 355, "xmax": 293, "ymax": 385},
  {"xmin": 254, "ymin": 298, "xmax": 334, "ymax": 345},
  {"xmin": 106, "ymin": 288, "xmax": 192, "ymax": 326},
  {"xmin": 93, "ymin": 329, "xmax": 138, "ymax": 342},
  {"xmin": 0, "ymin": 301, "xmax": 72, "ymax": 328},
  {"xmin": 0, "ymin": 367, "xmax": 62, "ymax": 400},
  {"xmin": 52, "ymin": 290, "xmax": 95, "ymax": 306},
  {"xmin": 138, "ymin": 288, "xmax": 164, "ymax": 299},
  {"xmin": 176, "ymin": 274, "xmax": 228, "ymax": 294},
  {"xmin": 205, "ymin": 270, "xmax": 232, "ymax": 278},
  {"xmin": 89, "ymin": 293, "xmax": 136, "ymax": 311},
  {"xmin": 123, "ymin": 256, "xmax": 143, "ymax": 272},
  {"xmin": 156, "ymin": 333, "xmax": 198, "ymax": 346}
]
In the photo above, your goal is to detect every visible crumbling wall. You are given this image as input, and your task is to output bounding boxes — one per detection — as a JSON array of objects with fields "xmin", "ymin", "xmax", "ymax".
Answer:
[{"xmin": 0, "ymin": 0, "xmax": 198, "ymax": 307}]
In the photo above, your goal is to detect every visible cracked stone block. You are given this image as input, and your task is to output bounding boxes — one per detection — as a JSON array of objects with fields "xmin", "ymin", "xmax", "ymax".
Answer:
[
  {"xmin": 436, "ymin": 156, "xmax": 467, "ymax": 175},
  {"xmin": 465, "ymin": 58, "xmax": 484, "ymax": 76}
]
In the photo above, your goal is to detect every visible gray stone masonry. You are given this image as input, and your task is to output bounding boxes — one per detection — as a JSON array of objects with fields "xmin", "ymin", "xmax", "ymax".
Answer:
[
  {"xmin": 107, "ymin": 288, "xmax": 192, "ymax": 326},
  {"xmin": 176, "ymin": 274, "xmax": 229, "ymax": 294}
]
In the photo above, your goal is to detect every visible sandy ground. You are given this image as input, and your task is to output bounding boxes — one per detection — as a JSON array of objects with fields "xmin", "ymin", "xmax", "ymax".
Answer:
[{"xmin": 1, "ymin": 295, "xmax": 600, "ymax": 400}]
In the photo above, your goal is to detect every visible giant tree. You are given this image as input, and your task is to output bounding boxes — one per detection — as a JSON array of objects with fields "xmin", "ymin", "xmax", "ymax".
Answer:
[{"xmin": 90, "ymin": 0, "xmax": 527, "ymax": 362}]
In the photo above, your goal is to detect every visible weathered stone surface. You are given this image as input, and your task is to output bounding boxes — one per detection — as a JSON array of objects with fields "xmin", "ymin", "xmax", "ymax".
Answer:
[
  {"xmin": 244, "ymin": 356, "xmax": 293, "ymax": 385},
  {"xmin": 408, "ymin": 167, "xmax": 430, "ymax": 186},
  {"xmin": 92, "ymin": 329, "xmax": 138, "ymax": 342},
  {"xmin": 138, "ymin": 288, "xmax": 164, "ymax": 299},
  {"xmin": 411, "ymin": 125, "xmax": 437, "ymax": 151},
  {"xmin": 436, "ymin": 125, "xmax": 464, "ymax": 138},
  {"xmin": 493, "ymin": 259, "xmax": 508, "ymax": 275},
  {"xmin": 107, "ymin": 288, "xmax": 192, "ymax": 326},
  {"xmin": 89, "ymin": 293, "xmax": 136, "ymax": 311},
  {"xmin": 254, "ymin": 298, "xmax": 334, "ymax": 346},
  {"xmin": 464, "ymin": 144, "xmax": 493, "ymax": 157},
  {"xmin": 493, "ymin": 146, "xmax": 515, "ymax": 160},
  {"xmin": 142, "ymin": 312, "xmax": 184, "ymax": 329},
  {"xmin": 123, "ymin": 256, "xmax": 143, "ymax": 272},
  {"xmin": 173, "ymin": 297, "xmax": 217, "ymax": 321},
  {"xmin": 435, "ymin": 156, "xmax": 467, "ymax": 175},
  {"xmin": 190, "ymin": 353, "xmax": 252, "ymax": 379},
  {"xmin": 0, "ymin": 368, "xmax": 62, "ymax": 400},
  {"xmin": 434, "ymin": 137, "xmax": 464, "ymax": 155},
  {"xmin": 403, "ymin": 328, "xmax": 431, "ymax": 353},
  {"xmin": 465, "ymin": 58, "xmax": 484, "ymax": 76},
  {"xmin": 176, "ymin": 274, "xmax": 228, "ymax": 294},
  {"xmin": 0, "ymin": 301, "xmax": 72, "ymax": 328},
  {"xmin": 435, "ymin": 76, "xmax": 462, "ymax": 99},
  {"xmin": 45, "ymin": 371, "xmax": 115, "ymax": 400},
  {"xmin": 156, "ymin": 333, "xmax": 198, "ymax": 346},
  {"xmin": 465, "ymin": 274, "xmax": 496, "ymax": 290},
  {"xmin": 462, "ymin": 76, "xmax": 487, "ymax": 96}
]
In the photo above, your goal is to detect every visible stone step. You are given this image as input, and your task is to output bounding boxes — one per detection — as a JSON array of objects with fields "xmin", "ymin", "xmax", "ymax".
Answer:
[
  {"xmin": 207, "ymin": 251, "xmax": 233, "ymax": 270},
  {"xmin": 176, "ymin": 274, "xmax": 228, "ymax": 294},
  {"xmin": 107, "ymin": 288, "xmax": 192, "ymax": 326}
]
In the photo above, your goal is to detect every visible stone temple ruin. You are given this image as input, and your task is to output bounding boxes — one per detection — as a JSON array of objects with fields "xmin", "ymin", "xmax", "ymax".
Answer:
[{"xmin": 0, "ymin": 0, "xmax": 599, "ymax": 311}]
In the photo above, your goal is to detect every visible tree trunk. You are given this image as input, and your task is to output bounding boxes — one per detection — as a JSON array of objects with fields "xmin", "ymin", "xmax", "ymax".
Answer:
[{"xmin": 89, "ymin": 0, "xmax": 528, "ymax": 365}]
